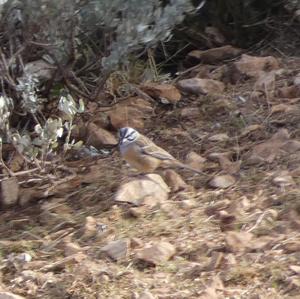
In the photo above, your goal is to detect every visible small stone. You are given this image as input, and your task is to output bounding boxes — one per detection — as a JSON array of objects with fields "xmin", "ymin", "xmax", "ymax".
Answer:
[
  {"xmin": 128, "ymin": 206, "xmax": 147, "ymax": 218},
  {"xmin": 108, "ymin": 97, "xmax": 152, "ymax": 129},
  {"xmin": 86, "ymin": 123, "xmax": 117, "ymax": 147},
  {"xmin": 180, "ymin": 107, "xmax": 200, "ymax": 119},
  {"xmin": 232, "ymin": 54, "xmax": 280, "ymax": 80},
  {"xmin": 225, "ymin": 231, "xmax": 253, "ymax": 253},
  {"xmin": 115, "ymin": 174, "xmax": 170, "ymax": 206},
  {"xmin": 177, "ymin": 78, "xmax": 225, "ymax": 95},
  {"xmin": 136, "ymin": 241, "xmax": 176, "ymax": 265},
  {"xmin": 209, "ymin": 175, "xmax": 236, "ymax": 189},
  {"xmin": 81, "ymin": 216, "xmax": 98, "ymax": 240},
  {"xmin": 273, "ymin": 172, "xmax": 295, "ymax": 187},
  {"xmin": 164, "ymin": 170, "xmax": 187, "ymax": 192},
  {"xmin": 63, "ymin": 241, "xmax": 82, "ymax": 256},
  {"xmin": 141, "ymin": 83, "xmax": 181, "ymax": 104},
  {"xmin": 100, "ymin": 239, "xmax": 130, "ymax": 261},
  {"xmin": 138, "ymin": 291, "xmax": 157, "ymax": 299},
  {"xmin": 1, "ymin": 177, "xmax": 19, "ymax": 206},
  {"xmin": 130, "ymin": 237, "xmax": 144, "ymax": 249},
  {"xmin": 208, "ymin": 133, "xmax": 229, "ymax": 142},
  {"xmin": 0, "ymin": 292, "xmax": 26, "ymax": 299},
  {"xmin": 185, "ymin": 151, "xmax": 206, "ymax": 171},
  {"xmin": 187, "ymin": 45, "xmax": 242, "ymax": 64},
  {"xmin": 290, "ymin": 265, "xmax": 300, "ymax": 274},
  {"xmin": 179, "ymin": 199, "xmax": 197, "ymax": 210}
]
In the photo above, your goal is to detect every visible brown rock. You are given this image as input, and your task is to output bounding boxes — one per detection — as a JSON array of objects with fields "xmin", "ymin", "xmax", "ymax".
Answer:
[
  {"xmin": 141, "ymin": 83, "xmax": 181, "ymax": 104},
  {"xmin": 136, "ymin": 241, "xmax": 176, "ymax": 265},
  {"xmin": 115, "ymin": 174, "xmax": 170, "ymax": 207},
  {"xmin": 40, "ymin": 253, "xmax": 87, "ymax": 272},
  {"xmin": 209, "ymin": 175, "xmax": 236, "ymax": 189},
  {"xmin": 100, "ymin": 239, "xmax": 130, "ymax": 261},
  {"xmin": 247, "ymin": 129, "xmax": 290, "ymax": 164},
  {"xmin": 217, "ymin": 155, "xmax": 241, "ymax": 175},
  {"xmin": 86, "ymin": 123, "xmax": 117, "ymax": 147},
  {"xmin": 240, "ymin": 125, "xmax": 263, "ymax": 137},
  {"xmin": 273, "ymin": 172, "xmax": 295, "ymax": 188},
  {"xmin": 108, "ymin": 97, "xmax": 153, "ymax": 129},
  {"xmin": 225, "ymin": 231, "xmax": 253, "ymax": 253},
  {"xmin": 1, "ymin": 177, "xmax": 19, "ymax": 206},
  {"xmin": 177, "ymin": 78, "xmax": 225, "ymax": 95},
  {"xmin": 254, "ymin": 71, "xmax": 275, "ymax": 92},
  {"xmin": 0, "ymin": 292, "xmax": 26, "ymax": 299},
  {"xmin": 277, "ymin": 85, "xmax": 300, "ymax": 98},
  {"xmin": 164, "ymin": 170, "xmax": 187, "ymax": 192},
  {"xmin": 138, "ymin": 291, "xmax": 157, "ymax": 299},
  {"xmin": 81, "ymin": 216, "xmax": 98, "ymax": 240},
  {"xmin": 187, "ymin": 45, "xmax": 242, "ymax": 64},
  {"xmin": 63, "ymin": 241, "xmax": 82, "ymax": 256},
  {"xmin": 233, "ymin": 54, "xmax": 280, "ymax": 80},
  {"xmin": 208, "ymin": 133, "xmax": 229, "ymax": 142},
  {"xmin": 185, "ymin": 151, "xmax": 206, "ymax": 171},
  {"xmin": 180, "ymin": 107, "xmax": 200, "ymax": 119}
]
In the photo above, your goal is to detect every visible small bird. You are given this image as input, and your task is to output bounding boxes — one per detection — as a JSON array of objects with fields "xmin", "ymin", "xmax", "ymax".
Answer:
[{"xmin": 118, "ymin": 127, "xmax": 204, "ymax": 174}]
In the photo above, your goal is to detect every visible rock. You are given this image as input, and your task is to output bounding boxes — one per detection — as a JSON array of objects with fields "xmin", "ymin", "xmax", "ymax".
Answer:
[
  {"xmin": 100, "ymin": 239, "xmax": 130, "ymax": 261},
  {"xmin": 187, "ymin": 45, "xmax": 242, "ymax": 65},
  {"xmin": 208, "ymin": 133, "xmax": 229, "ymax": 142},
  {"xmin": 185, "ymin": 151, "xmax": 206, "ymax": 172},
  {"xmin": 163, "ymin": 170, "xmax": 187, "ymax": 192},
  {"xmin": 293, "ymin": 73, "xmax": 300, "ymax": 86},
  {"xmin": 254, "ymin": 71, "xmax": 275, "ymax": 92},
  {"xmin": 240, "ymin": 124, "xmax": 263, "ymax": 137},
  {"xmin": 273, "ymin": 172, "xmax": 295, "ymax": 188},
  {"xmin": 290, "ymin": 265, "xmax": 300, "ymax": 274},
  {"xmin": 136, "ymin": 241, "xmax": 176, "ymax": 265},
  {"xmin": 130, "ymin": 237, "xmax": 144, "ymax": 249},
  {"xmin": 0, "ymin": 292, "xmax": 26, "ymax": 299},
  {"xmin": 215, "ymin": 155, "xmax": 241, "ymax": 175},
  {"xmin": 280, "ymin": 140, "xmax": 300, "ymax": 153},
  {"xmin": 247, "ymin": 129, "xmax": 291, "ymax": 164},
  {"xmin": 232, "ymin": 54, "xmax": 280, "ymax": 80},
  {"xmin": 180, "ymin": 107, "xmax": 200, "ymax": 119},
  {"xmin": 225, "ymin": 231, "xmax": 253, "ymax": 253},
  {"xmin": 209, "ymin": 175, "xmax": 236, "ymax": 189},
  {"xmin": 63, "ymin": 241, "xmax": 82, "ymax": 256},
  {"xmin": 177, "ymin": 78, "xmax": 225, "ymax": 95},
  {"xmin": 128, "ymin": 206, "xmax": 147, "ymax": 218},
  {"xmin": 108, "ymin": 97, "xmax": 153, "ymax": 129},
  {"xmin": 1, "ymin": 177, "xmax": 19, "ymax": 206},
  {"xmin": 138, "ymin": 291, "xmax": 157, "ymax": 299},
  {"xmin": 179, "ymin": 199, "xmax": 197, "ymax": 210},
  {"xmin": 141, "ymin": 83, "xmax": 181, "ymax": 104},
  {"xmin": 81, "ymin": 216, "xmax": 98, "ymax": 240},
  {"xmin": 277, "ymin": 85, "xmax": 300, "ymax": 98},
  {"xmin": 40, "ymin": 253, "xmax": 87, "ymax": 272},
  {"xmin": 86, "ymin": 123, "xmax": 117, "ymax": 147},
  {"xmin": 115, "ymin": 174, "xmax": 170, "ymax": 207}
]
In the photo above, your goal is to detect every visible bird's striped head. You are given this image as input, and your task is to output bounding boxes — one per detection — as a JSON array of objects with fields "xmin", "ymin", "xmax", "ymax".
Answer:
[{"xmin": 119, "ymin": 127, "xmax": 139, "ymax": 146}]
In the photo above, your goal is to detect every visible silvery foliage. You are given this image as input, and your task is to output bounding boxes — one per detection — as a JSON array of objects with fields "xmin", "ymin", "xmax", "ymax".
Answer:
[
  {"xmin": 16, "ymin": 74, "xmax": 43, "ymax": 114},
  {"xmin": 58, "ymin": 93, "xmax": 84, "ymax": 151},
  {"xmin": 81, "ymin": 0, "xmax": 194, "ymax": 70},
  {"xmin": 0, "ymin": 95, "xmax": 13, "ymax": 131}
]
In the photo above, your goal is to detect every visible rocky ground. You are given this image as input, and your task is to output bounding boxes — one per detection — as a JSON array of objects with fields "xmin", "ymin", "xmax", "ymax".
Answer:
[{"xmin": 1, "ymin": 47, "xmax": 300, "ymax": 299}]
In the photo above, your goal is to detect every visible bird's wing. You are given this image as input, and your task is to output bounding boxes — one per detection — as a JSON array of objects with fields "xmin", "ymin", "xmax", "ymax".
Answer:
[{"xmin": 135, "ymin": 134, "xmax": 175, "ymax": 161}]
